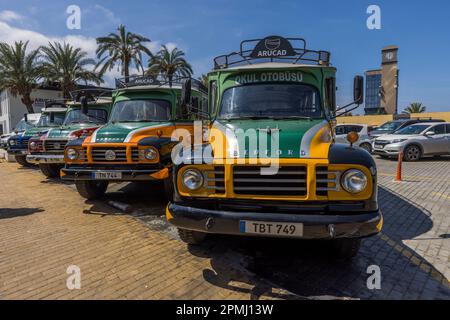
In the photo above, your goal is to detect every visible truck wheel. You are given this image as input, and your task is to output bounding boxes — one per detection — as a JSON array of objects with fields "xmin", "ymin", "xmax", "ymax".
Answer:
[
  {"xmin": 178, "ymin": 228, "xmax": 207, "ymax": 245},
  {"xmin": 163, "ymin": 174, "xmax": 174, "ymax": 202},
  {"xmin": 403, "ymin": 145, "xmax": 422, "ymax": 162},
  {"xmin": 39, "ymin": 164, "xmax": 61, "ymax": 178},
  {"xmin": 359, "ymin": 143, "xmax": 372, "ymax": 153},
  {"xmin": 75, "ymin": 180, "xmax": 108, "ymax": 200},
  {"xmin": 332, "ymin": 238, "xmax": 361, "ymax": 259},
  {"xmin": 15, "ymin": 155, "xmax": 29, "ymax": 166}
]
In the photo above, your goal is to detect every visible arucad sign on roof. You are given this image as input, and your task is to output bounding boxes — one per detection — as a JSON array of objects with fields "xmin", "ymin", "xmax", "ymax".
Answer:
[{"xmin": 250, "ymin": 36, "xmax": 296, "ymax": 58}]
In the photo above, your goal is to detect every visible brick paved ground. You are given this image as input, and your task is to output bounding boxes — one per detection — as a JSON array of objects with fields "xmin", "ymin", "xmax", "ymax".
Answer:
[
  {"xmin": 0, "ymin": 161, "xmax": 292, "ymax": 300},
  {"xmin": 0, "ymin": 156, "xmax": 449, "ymax": 300}
]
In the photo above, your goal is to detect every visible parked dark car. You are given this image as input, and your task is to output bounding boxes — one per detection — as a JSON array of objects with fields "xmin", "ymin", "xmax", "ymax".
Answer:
[{"xmin": 369, "ymin": 118, "xmax": 446, "ymax": 139}]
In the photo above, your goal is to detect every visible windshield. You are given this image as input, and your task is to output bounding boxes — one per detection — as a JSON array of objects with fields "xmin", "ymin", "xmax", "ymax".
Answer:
[
  {"xmin": 110, "ymin": 99, "xmax": 171, "ymax": 123},
  {"xmin": 377, "ymin": 121, "xmax": 404, "ymax": 131},
  {"xmin": 395, "ymin": 125, "xmax": 430, "ymax": 135},
  {"xmin": 15, "ymin": 119, "xmax": 37, "ymax": 131},
  {"xmin": 63, "ymin": 108, "xmax": 108, "ymax": 125},
  {"xmin": 36, "ymin": 113, "xmax": 66, "ymax": 127},
  {"xmin": 218, "ymin": 84, "xmax": 322, "ymax": 120}
]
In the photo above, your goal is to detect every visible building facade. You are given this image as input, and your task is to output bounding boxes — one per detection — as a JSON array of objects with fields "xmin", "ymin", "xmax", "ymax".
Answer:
[
  {"xmin": 365, "ymin": 70, "xmax": 382, "ymax": 115},
  {"xmin": 365, "ymin": 46, "xmax": 399, "ymax": 115},
  {"xmin": 0, "ymin": 88, "xmax": 63, "ymax": 134}
]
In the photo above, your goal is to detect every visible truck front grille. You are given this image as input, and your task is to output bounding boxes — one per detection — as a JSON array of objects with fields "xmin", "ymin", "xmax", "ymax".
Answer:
[
  {"xmin": 44, "ymin": 140, "xmax": 67, "ymax": 152},
  {"xmin": 316, "ymin": 166, "xmax": 341, "ymax": 196},
  {"xmin": 91, "ymin": 147, "xmax": 127, "ymax": 162},
  {"xmin": 232, "ymin": 166, "xmax": 307, "ymax": 196},
  {"xmin": 204, "ymin": 166, "xmax": 225, "ymax": 194}
]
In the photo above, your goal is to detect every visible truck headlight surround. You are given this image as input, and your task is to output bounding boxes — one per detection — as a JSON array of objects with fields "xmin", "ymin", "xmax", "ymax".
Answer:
[
  {"xmin": 182, "ymin": 169, "xmax": 204, "ymax": 191},
  {"xmin": 29, "ymin": 141, "xmax": 37, "ymax": 149},
  {"xmin": 144, "ymin": 147, "xmax": 158, "ymax": 160},
  {"xmin": 66, "ymin": 148, "xmax": 79, "ymax": 161},
  {"xmin": 341, "ymin": 169, "xmax": 368, "ymax": 194}
]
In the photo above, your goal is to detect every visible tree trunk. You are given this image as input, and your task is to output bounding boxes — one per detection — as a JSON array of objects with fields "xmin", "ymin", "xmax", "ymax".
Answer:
[
  {"xmin": 124, "ymin": 59, "xmax": 130, "ymax": 83},
  {"xmin": 21, "ymin": 94, "xmax": 34, "ymax": 114}
]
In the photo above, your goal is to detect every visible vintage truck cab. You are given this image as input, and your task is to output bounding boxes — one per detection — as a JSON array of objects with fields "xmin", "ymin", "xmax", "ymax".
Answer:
[
  {"xmin": 7, "ymin": 105, "xmax": 66, "ymax": 166},
  {"xmin": 61, "ymin": 76, "xmax": 208, "ymax": 200},
  {"xmin": 166, "ymin": 36, "xmax": 382, "ymax": 259},
  {"xmin": 27, "ymin": 91, "xmax": 113, "ymax": 178}
]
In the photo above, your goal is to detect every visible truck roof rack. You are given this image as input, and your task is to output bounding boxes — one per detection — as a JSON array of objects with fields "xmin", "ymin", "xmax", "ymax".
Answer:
[
  {"xmin": 69, "ymin": 89, "xmax": 113, "ymax": 103},
  {"xmin": 213, "ymin": 36, "xmax": 331, "ymax": 70},
  {"xmin": 43, "ymin": 100, "xmax": 68, "ymax": 109},
  {"xmin": 115, "ymin": 75, "xmax": 207, "ymax": 93}
]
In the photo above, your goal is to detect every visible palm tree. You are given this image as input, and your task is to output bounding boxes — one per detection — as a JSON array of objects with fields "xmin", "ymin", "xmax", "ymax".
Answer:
[
  {"xmin": 199, "ymin": 74, "xmax": 208, "ymax": 87},
  {"xmin": 40, "ymin": 42, "xmax": 102, "ymax": 97},
  {"xmin": 0, "ymin": 41, "xmax": 41, "ymax": 113},
  {"xmin": 146, "ymin": 45, "xmax": 193, "ymax": 86},
  {"xmin": 96, "ymin": 24, "xmax": 151, "ymax": 82},
  {"xmin": 403, "ymin": 102, "xmax": 426, "ymax": 114}
]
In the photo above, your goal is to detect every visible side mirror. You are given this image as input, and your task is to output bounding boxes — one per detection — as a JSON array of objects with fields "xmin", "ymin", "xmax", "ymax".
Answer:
[
  {"xmin": 50, "ymin": 112, "xmax": 55, "ymax": 123},
  {"xmin": 425, "ymin": 131, "xmax": 435, "ymax": 137},
  {"xmin": 24, "ymin": 113, "xmax": 28, "ymax": 123},
  {"xmin": 353, "ymin": 75, "xmax": 364, "ymax": 105},
  {"xmin": 80, "ymin": 96, "xmax": 88, "ymax": 115}
]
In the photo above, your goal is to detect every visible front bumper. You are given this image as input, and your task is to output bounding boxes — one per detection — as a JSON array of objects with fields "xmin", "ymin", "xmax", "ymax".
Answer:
[
  {"xmin": 372, "ymin": 142, "xmax": 403, "ymax": 156},
  {"xmin": 167, "ymin": 203, "xmax": 383, "ymax": 240},
  {"xmin": 26, "ymin": 154, "xmax": 64, "ymax": 164},
  {"xmin": 61, "ymin": 165, "xmax": 165, "ymax": 181},
  {"xmin": 7, "ymin": 148, "xmax": 28, "ymax": 156}
]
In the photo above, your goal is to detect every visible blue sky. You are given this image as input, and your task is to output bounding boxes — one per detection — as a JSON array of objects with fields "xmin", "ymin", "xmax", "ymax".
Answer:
[{"xmin": 0, "ymin": 0, "xmax": 449, "ymax": 113}]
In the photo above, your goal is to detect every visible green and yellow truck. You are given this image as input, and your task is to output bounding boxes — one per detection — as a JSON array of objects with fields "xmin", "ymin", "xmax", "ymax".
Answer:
[
  {"xmin": 166, "ymin": 36, "xmax": 382, "ymax": 258},
  {"xmin": 7, "ymin": 104, "xmax": 67, "ymax": 166},
  {"xmin": 61, "ymin": 76, "xmax": 208, "ymax": 200},
  {"xmin": 27, "ymin": 90, "xmax": 113, "ymax": 178}
]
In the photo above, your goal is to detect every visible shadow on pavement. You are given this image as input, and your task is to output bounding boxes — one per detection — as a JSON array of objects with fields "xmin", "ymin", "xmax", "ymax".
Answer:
[
  {"xmin": 186, "ymin": 186, "xmax": 450, "ymax": 300},
  {"xmin": 0, "ymin": 208, "xmax": 44, "ymax": 219}
]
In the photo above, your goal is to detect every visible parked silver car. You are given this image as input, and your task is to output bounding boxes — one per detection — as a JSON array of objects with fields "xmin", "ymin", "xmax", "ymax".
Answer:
[
  {"xmin": 373, "ymin": 122, "xmax": 450, "ymax": 161},
  {"xmin": 335, "ymin": 124, "xmax": 375, "ymax": 153}
]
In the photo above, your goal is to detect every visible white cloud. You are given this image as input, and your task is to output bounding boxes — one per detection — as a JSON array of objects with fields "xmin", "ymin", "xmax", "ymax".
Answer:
[
  {"xmin": 0, "ymin": 20, "xmax": 186, "ymax": 87},
  {"xmin": 0, "ymin": 10, "xmax": 24, "ymax": 22},
  {"xmin": 92, "ymin": 5, "xmax": 121, "ymax": 25}
]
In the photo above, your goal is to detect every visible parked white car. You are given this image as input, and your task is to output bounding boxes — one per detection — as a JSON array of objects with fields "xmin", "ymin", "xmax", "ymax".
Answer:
[
  {"xmin": 335, "ymin": 124, "xmax": 374, "ymax": 153},
  {"xmin": 373, "ymin": 122, "xmax": 450, "ymax": 161}
]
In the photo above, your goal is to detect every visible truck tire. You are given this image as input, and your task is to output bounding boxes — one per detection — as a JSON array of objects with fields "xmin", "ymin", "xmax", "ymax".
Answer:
[
  {"xmin": 332, "ymin": 238, "xmax": 361, "ymax": 259},
  {"xmin": 75, "ymin": 180, "xmax": 108, "ymax": 200},
  {"xmin": 15, "ymin": 155, "xmax": 29, "ymax": 166},
  {"xmin": 39, "ymin": 164, "xmax": 61, "ymax": 178},
  {"xmin": 178, "ymin": 228, "xmax": 207, "ymax": 245},
  {"xmin": 163, "ymin": 174, "xmax": 174, "ymax": 202}
]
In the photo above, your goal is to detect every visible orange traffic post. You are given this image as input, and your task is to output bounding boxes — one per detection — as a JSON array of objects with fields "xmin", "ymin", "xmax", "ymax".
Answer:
[{"xmin": 395, "ymin": 148, "xmax": 404, "ymax": 182}]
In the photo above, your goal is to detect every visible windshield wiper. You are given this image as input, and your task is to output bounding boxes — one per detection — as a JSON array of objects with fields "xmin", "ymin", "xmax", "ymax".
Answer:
[{"xmin": 274, "ymin": 116, "xmax": 313, "ymax": 120}]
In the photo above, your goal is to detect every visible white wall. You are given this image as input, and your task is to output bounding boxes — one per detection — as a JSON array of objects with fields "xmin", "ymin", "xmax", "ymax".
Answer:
[{"xmin": 0, "ymin": 88, "xmax": 63, "ymax": 134}]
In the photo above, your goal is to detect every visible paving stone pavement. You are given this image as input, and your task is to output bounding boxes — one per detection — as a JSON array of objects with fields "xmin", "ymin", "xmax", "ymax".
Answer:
[
  {"xmin": 0, "ymin": 156, "xmax": 449, "ymax": 300},
  {"xmin": 0, "ymin": 162, "xmax": 293, "ymax": 300}
]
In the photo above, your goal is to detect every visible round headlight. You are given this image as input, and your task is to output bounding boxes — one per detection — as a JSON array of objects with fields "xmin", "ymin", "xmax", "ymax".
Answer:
[
  {"xmin": 30, "ymin": 141, "xmax": 37, "ymax": 149},
  {"xmin": 67, "ymin": 148, "xmax": 79, "ymax": 160},
  {"xmin": 9, "ymin": 139, "xmax": 16, "ymax": 146},
  {"xmin": 341, "ymin": 169, "xmax": 368, "ymax": 194},
  {"xmin": 182, "ymin": 169, "xmax": 204, "ymax": 191},
  {"xmin": 144, "ymin": 148, "xmax": 158, "ymax": 160}
]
